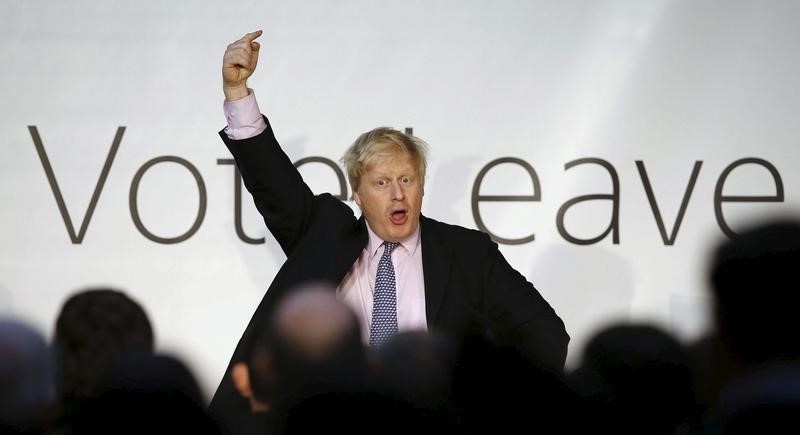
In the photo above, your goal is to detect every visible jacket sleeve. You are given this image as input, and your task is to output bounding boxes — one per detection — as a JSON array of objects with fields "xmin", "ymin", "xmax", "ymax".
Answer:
[
  {"xmin": 219, "ymin": 116, "xmax": 316, "ymax": 256},
  {"xmin": 480, "ymin": 238, "xmax": 570, "ymax": 372}
]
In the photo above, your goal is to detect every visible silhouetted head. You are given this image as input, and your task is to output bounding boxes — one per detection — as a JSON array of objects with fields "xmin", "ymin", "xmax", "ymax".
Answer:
[
  {"xmin": 272, "ymin": 283, "xmax": 361, "ymax": 361},
  {"xmin": 371, "ymin": 331, "xmax": 456, "ymax": 409},
  {"xmin": 710, "ymin": 219, "xmax": 800, "ymax": 364},
  {"xmin": 233, "ymin": 282, "xmax": 367, "ymax": 419},
  {"xmin": 450, "ymin": 335, "xmax": 578, "ymax": 434},
  {"xmin": 570, "ymin": 323, "xmax": 695, "ymax": 435},
  {"xmin": 269, "ymin": 283, "xmax": 367, "ymax": 402},
  {"xmin": 69, "ymin": 353, "xmax": 218, "ymax": 435},
  {"xmin": 53, "ymin": 288, "xmax": 153, "ymax": 402},
  {"xmin": 0, "ymin": 319, "xmax": 53, "ymax": 432},
  {"xmin": 232, "ymin": 324, "xmax": 276, "ymax": 413}
]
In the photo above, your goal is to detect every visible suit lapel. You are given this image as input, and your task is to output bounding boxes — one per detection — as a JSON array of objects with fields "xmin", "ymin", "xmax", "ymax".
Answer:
[
  {"xmin": 328, "ymin": 216, "xmax": 369, "ymax": 284},
  {"xmin": 420, "ymin": 216, "xmax": 452, "ymax": 327}
]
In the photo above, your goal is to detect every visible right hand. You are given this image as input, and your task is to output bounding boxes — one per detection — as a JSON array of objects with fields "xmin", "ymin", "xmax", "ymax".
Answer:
[{"xmin": 222, "ymin": 30, "xmax": 263, "ymax": 101}]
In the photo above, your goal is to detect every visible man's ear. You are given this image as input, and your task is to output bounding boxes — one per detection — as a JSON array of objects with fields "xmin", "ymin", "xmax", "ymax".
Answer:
[
  {"xmin": 232, "ymin": 362, "xmax": 252, "ymax": 399},
  {"xmin": 353, "ymin": 190, "xmax": 362, "ymax": 207}
]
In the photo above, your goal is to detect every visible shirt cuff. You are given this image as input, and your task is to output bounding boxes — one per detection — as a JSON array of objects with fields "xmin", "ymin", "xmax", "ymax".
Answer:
[{"xmin": 223, "ymin": 89, "xmax": 268, "ymax": 140}]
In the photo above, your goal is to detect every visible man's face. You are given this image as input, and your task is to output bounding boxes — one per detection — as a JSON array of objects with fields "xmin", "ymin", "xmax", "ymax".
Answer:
[{"xmin": 353, "ymin": 152, "xmax": 424, "ymax": 243}]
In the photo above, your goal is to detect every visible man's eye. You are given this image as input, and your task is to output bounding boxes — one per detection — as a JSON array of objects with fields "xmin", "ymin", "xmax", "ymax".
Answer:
[
  {"xmin": 401, "ymin": 177, "xmax": 411, "ymax": 184},
  {"xmin": 377, "ymin": 180, "xmax": 387, "ymax": 187}
]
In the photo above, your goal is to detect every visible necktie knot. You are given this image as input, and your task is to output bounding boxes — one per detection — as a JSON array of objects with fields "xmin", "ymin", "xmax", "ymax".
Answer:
[{"xmin": 383, "ymin": 241, "xmax": 399, "ymax": 255}]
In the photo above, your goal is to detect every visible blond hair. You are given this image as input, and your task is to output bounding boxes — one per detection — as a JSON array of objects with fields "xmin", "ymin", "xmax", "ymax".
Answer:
[{"xmin": 341, "ymin": 127, "xmax": 428, "ymax": 193}]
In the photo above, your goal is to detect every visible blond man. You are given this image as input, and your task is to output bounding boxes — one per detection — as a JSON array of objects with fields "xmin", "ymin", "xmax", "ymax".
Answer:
[{"xmin": 210, "ymin": 31, "xmax": 568, "ymax": 433}]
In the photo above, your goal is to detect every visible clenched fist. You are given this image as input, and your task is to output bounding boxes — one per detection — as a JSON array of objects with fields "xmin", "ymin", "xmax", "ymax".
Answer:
[{"xmin": 222, "ymin": 30, "xmax": 263, "ymax": 101}]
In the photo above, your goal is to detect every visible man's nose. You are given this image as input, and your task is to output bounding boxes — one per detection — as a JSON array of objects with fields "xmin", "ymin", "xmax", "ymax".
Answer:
[{"xmin": 392, "ymin": 182, "xmax": 405, "ymax": 200}]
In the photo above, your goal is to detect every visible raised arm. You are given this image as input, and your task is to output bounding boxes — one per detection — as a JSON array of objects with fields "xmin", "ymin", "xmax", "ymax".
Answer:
[{"xmin": 219, "ymin": 31, "xmax": 318, "ymax": 255}]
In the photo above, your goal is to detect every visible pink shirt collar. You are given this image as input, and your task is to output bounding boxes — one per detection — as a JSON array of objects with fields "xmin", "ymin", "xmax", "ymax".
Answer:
[{"xmin": 364, "ymin": 220, "xmax": 421, "ymax": 258}]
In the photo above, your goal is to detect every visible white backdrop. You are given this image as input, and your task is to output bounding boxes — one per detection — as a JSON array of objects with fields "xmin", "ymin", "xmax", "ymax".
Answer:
[{"xmin": 2, "ymin": 0, "xmax": 800, "ymax": 398}]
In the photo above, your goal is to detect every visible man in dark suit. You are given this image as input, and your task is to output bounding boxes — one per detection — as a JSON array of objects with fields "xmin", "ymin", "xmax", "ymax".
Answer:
[{"xmin": 210, "ymin": 30, "xmax": 569, "ymax": 433}]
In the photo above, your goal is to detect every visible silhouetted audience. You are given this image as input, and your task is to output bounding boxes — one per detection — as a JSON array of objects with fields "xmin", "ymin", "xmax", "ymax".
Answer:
[
  {"xmin": 0, "ymin": 319, "xmax": 53, "ymax": 434},
  {"xmin": 368, "ymin": 331, "xmax": 459, "ymax": 431},
  {"xmin": 687, "ymin": 332, "xmax": 740, "ymax": 420},
  {"xmin": 269, "ymin": 283, "xmax": 369, "ymax": 408},
  {"xmin": 570, "ymin": 324, "xmax": 696, "ymax": 434},
  {"xmin": 67, "ymin": 352, "xmax": 219, "ymax": 434},
  {"xmin": 6, "ymin": 217, "xmax": 800, "ymax": 434},
  {"xmin": 220, "ymin": 283, "xmax": 374, "ymax": 434},
  {"xmin": 51, "ymin": 287, "xmax": 213, "ymax": 434},
  {"xmin": 710, "ymin": 220, "xmax": 800, "ymax": 365},
  {"xmin": 697, "ymin": 219, "xmax": 800, "ymax": 433},
  {"xmin": 215, "ymin": 298, "xmax": 281, "ymax": 435},
  {"xmin": 53, "ymin": 288, "xmax": 153, "ymax": 405},
  {"xmin": 450, "ymin": 335, "xmax": 581, "ymax": 434},
  {"xmin": 371, "ymin": 331, "xmax": 456, "ymax": 409}
]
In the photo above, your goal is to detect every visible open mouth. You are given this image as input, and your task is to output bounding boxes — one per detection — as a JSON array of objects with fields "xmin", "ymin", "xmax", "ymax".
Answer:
[{"xmin": 390, "ymin": 209, "xmax": 408, "ymax": 225}]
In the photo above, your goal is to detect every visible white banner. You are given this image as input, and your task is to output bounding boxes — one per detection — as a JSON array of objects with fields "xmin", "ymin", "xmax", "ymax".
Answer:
[{"xmin": 2, "ymin": 0, "xmax": 799, "ymax": 398}]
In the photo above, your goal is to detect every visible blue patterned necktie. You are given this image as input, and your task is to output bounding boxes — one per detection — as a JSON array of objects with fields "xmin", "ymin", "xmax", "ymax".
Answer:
[{"xmin": 369, "ymin": 242, "xmax": 400, "ymax": 347}]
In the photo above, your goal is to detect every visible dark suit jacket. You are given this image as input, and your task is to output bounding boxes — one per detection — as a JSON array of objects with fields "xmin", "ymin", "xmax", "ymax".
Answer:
[{"xmin": 209, "ymin": 117, "xmax": 569, "ymax": 430}]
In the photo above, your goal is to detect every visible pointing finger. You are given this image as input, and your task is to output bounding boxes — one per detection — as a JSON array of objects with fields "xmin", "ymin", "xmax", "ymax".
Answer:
[{"xmin": 242, "ymin": 30, "xmax": 263, "ymax": 44}]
